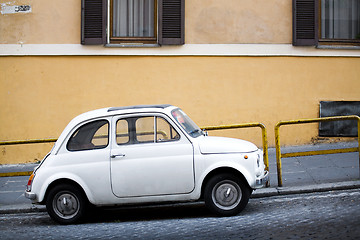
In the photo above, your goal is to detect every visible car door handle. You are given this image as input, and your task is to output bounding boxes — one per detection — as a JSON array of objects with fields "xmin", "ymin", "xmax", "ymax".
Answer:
[{"xmin": 111, "ymin": 154, "xmax": 125, "ymax": 159}]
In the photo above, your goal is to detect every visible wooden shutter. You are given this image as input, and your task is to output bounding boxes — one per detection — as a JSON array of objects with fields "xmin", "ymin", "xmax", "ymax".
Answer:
[
  {"xmin": 292, "ymin": 0, "xmax": 318, "ymax": 46},
  {"xmin": 81, "ymin": 0, "xmax": 106, "ymax": 45},
  {"xmin": 158, "ymin": 0, "xmax": 185, "ymax": 45}
]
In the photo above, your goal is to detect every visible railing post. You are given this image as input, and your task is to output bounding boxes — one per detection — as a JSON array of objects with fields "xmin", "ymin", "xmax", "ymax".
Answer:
[
  {"xmin": 358, "ymin": 119, "xmax": 360, "ymax": 178},
  {"xmin": 260, "ymin": 124, "xmax": 269, "ymax": 172},
  {"xmin": 275, "ymin": 123, "xmax": 283, "ymax": 187}
]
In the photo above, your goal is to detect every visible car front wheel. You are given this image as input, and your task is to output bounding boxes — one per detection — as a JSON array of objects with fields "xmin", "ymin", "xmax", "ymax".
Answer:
[
  {"xmin": 46, "ymin": 184, "xmax": 87, "ymax": 224},
  {"xmin": 204, "ymin": 173, "xmax": 251, "ymax": 216}
]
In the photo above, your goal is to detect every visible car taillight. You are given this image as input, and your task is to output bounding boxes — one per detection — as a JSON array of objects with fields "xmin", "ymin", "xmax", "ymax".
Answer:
[{"xmin": 26, "ymin": 173, "xmax": 35, "ymax": 192}]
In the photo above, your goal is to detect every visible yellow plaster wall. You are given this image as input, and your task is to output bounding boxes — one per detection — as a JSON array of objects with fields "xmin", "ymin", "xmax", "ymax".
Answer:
[
  {"xmin": 0, "ymin": 0, "xmax": 80, "ymax": 44},
  {"xmin": 1, "ymin": 56, "xmax": 359, "ymax": 164},
  {"xmin": 186, "ymin": 0, "xmax": 292, "ymax": 43},
  {"xmin": 0, "ymin": 0, "xmax": 292, "ymax": 44}
]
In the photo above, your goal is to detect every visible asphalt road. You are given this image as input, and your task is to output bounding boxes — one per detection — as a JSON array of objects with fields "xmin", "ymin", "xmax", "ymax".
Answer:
[
  {"xmin": 0, "ymin": 188, "xmax": 359, "ymax": 239},
  {"xmin": 0, "ymin": 176, "xmax": 28, "ymax": 205}
]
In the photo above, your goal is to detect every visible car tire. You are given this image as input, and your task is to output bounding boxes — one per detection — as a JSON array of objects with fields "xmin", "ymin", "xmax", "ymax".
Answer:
[
  {"xmin": 46, "ymin": 184, "xmax": 87, "ymax": 224},
  {"xmin": 204, "ymin": 173, "xmax": 251, "ymax": 216}
]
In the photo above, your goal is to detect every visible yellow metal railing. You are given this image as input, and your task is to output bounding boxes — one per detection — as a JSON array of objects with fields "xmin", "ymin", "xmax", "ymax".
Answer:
[
  {"xmin": 0, "ymin": 122, "xmax": 269, "ymax": 178},
  {"xmin": 201, "ymin": 123, "xmax": 269, "ymax": 172},
  {"xmin": 0, "ymin": 131, "xmax": 169, "ymax": 146},
  {"xmin": 0, "ymin": 138, "xmax": 57, "ymax": 146},
  {"xmin": 0, "ymin": 138, "xmax": 57, "ymax": 177},
  {"xmin": 275, "ymin": 115, "xmax": 360, "ymax": 187}
]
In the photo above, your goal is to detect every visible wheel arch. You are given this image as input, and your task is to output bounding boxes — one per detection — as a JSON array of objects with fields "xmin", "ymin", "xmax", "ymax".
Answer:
[
  {"xmin": 41, "ymin": 178, "xmax": 89, "ymax": 205},
  {"xmin": 200, "ymin": 167, "xmax": 252, "ymax": 199}
]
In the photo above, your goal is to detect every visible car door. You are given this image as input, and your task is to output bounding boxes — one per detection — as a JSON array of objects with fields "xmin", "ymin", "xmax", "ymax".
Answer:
[{"xmin": 110, "ymin": 113, "xmax": 195, "ymax": 198}]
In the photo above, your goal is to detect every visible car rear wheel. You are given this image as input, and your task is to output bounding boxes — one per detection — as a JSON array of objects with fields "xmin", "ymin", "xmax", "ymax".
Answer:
[
  {"xmin": 204, "ymin": 173, "xmax": 251, "ymax": 216},
  {"xmin": 46, "ymin": 184, "xmax": 87, "ymax": 224}
]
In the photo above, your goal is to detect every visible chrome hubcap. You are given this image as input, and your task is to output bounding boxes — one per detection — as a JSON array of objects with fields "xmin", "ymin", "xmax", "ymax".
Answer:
[
  {"xmin": 212, "ymin": 180, "xmax": 242, "ymax": 210},
  {"xmin": 53, "ymin": 193, "xmax": 79, "ymax": 219}
]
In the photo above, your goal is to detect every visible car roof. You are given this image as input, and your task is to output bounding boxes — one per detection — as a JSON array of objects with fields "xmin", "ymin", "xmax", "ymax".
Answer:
[
  {"xmin": 107, "ymin": 104, "xmax": 172, "ymax": 112},
  {"xmin": 74, "ymin": 104, "xmax": 175, "ymax": 122}
]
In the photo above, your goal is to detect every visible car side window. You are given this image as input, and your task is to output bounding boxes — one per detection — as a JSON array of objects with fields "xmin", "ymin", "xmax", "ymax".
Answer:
[
  {"xmin": 156, "ymin": 117, "xmax": 180, "ymax": 142},
  {"xmin": 67, "ymin": 120, "xmax": 109, "ymax": 151},
  {"xmin": 116, "ymin": 116, "xmax": 180, "ymax": 145},
  {"xmin": 136, "ymin": 117, "xmax": 155, "ymax": 143},
  {"xmin": 116, "ymin": 119, "xmax": 130, "ymax": 145}
]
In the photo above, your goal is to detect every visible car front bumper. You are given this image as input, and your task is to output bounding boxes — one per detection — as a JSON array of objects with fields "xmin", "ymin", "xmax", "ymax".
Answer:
[{"xmin": 255, "ymin": 170, "xmax": 269, "ymax": 188}]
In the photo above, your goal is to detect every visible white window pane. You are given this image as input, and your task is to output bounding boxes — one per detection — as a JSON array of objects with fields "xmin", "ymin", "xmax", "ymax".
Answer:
[
  {"xmin": 321, "ymin": 0, "xmax": 360, "ymax": 40},
  {"xmin": 113, "ymin": 0, "xmax": 155, "ymax": 38}
]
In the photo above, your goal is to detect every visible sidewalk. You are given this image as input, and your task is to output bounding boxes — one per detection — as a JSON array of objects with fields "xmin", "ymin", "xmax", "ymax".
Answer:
[{"xmin": 1, "ymin": 141, "xmax": 359, "ymax": 214}]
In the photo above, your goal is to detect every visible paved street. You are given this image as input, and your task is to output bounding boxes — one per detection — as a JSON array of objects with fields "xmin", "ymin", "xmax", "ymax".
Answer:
[
  {"xmin": 0, "ymin": 176, "xmax": 29, "ymax": 205},
  {"xmin": 0, "ymin": 188, "xmax": 359, "ymax": 239}
]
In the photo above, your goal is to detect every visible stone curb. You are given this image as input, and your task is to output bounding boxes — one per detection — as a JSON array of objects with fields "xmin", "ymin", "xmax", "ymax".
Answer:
[
  {"xmin": 251, "ymin": 180, "xmax": 360, "ymax": 198},
  {"xmin": 0, "ymin": 204, "xmax": 46, "ymax": 215}
]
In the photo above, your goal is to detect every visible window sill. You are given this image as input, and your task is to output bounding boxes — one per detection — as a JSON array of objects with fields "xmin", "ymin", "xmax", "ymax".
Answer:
[
  {"xmin": 316, "ymin": 45, "xmax": 360, "ymax": 50},
  {"xmin": 105, "ymin": 43, "xmax": 160, "ymax": 48}
]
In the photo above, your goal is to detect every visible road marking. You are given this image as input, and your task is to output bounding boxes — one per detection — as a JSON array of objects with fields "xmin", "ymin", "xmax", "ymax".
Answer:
[
  {"xmin": 5, "ymin": 180, "xmax": 24, "ymax": 183},
  {"xmin": 0, "ymin": 190, "xmax": 24, "ymax": 193}
]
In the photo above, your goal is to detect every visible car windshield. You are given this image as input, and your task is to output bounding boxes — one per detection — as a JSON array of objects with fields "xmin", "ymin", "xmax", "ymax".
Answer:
[{"xmin": 171, "ymin": 108, "xmax": 203, "ymax": 138}]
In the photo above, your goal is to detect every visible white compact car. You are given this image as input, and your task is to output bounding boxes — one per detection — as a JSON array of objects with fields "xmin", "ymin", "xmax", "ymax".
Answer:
[{"xmin": 25, "ymin": 105, "xmax": 268, "ymax": 224}]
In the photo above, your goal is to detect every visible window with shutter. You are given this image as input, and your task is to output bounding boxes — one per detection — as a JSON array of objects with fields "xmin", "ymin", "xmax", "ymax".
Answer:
[
  {"xmin": 293, "ymin": 0, "xmax": 360, "ymax": 47},
  {"xmin": 81, "ymin": 0, "xmax": 185, "ymax": 46}
]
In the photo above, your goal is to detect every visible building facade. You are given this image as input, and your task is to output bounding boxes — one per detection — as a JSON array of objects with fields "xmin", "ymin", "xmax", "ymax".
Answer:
[{"xmin": 1, "ymin": 0, "xmax": 359, "ymax": 164}]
